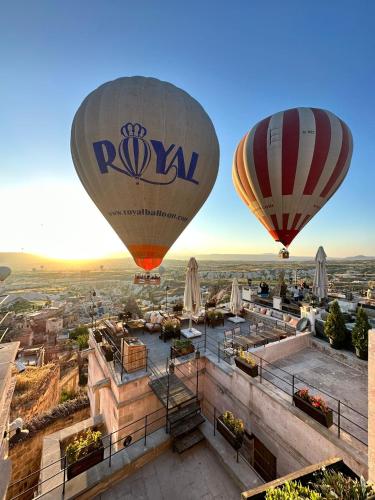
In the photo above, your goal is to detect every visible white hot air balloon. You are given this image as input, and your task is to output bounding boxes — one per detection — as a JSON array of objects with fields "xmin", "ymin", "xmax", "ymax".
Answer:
[
  {"xmin": 0, "ymin": 267, "xmax": 11, "ymax": 282},
  {"xmin": 71, "ymin": 77, "xmax": 219, "ymax": 271}
]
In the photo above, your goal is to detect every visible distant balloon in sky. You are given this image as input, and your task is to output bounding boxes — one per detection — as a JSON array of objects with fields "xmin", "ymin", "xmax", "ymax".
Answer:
[
  {"xmin": 0, "ymin": 267, "xmax": 11, "ymax": 282},
  {"xmin": 233, "ymin": 107, "xmax": 353, "ymax": 250},
  {"xmin": 71, "ymin": 76, "xmax": 219, "ymax": 271}
]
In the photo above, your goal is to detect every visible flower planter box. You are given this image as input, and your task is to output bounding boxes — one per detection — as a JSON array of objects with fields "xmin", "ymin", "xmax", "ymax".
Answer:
[
  {"xmin": 216, "ymin": 415, "xmax": 243, "ymax": 450},
  {"xmin": 170, "ymin": 344, "xmax": 195, "ymax": 358},
  {"xmin": 234, "ymin": 357, "xmax": 258, "ymax": 377},
  {"xmin": 160, "ymin": 328, "xmax": 181, "ymax": 342},
  {"xmin": 94, "ymin": 331, "xmax": 102, "ymax": 343},
  {"xmin": 101, "ymin": 346, "xmax": 114, "ymax": 362},
  {"xmin": 67, "ymin": 446, "xmax": 104, "ymax": 480},
  {"xmin": 293, "ymin": 394, "xmax": 333, "ymax": 428},
  {"xmin": 207, "ymin": 317, "xmax": 224, "ymax": 328}
]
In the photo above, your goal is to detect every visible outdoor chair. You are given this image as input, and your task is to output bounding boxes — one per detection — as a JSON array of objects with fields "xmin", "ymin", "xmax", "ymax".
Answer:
[
  {"xmin": 223, "ymin": 330, "xmax": 236, "ymax": 359},
  {"xmin": 192, "ymin": 310, "xmax": 205, "ymax": 324}
]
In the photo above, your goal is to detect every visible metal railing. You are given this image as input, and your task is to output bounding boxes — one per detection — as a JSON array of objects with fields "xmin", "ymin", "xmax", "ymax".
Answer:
[
  {"xmin": 9, "ymin": 407, "xmax": 167, "ymax": 500},
  {"xmin": 93, "ymin": 329, "xmax": 149, "ymax": 381},
  {"xmin": 230, "ymin": 349, "xmax": 368, "ymax": 447}
]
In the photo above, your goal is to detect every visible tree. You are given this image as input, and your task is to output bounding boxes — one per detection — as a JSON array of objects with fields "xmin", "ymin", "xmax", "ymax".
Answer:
[
  {"xmin": 76, "ymin": 333, "xmax": 89, "ymax": 350},
  {"xmin": 352, "ymin": 307, "xmax": 371, "ymax": 358},
  {"xmin": 70, "ymin": 326, "xmax": 89, "ymax": 341},
  {"xmin": 122, "ymin": 296, "xmax": 142, "ymax": 319},
  {"xmin": 324, "ymin": 301, "xmax": 346, "ymax": 348}
]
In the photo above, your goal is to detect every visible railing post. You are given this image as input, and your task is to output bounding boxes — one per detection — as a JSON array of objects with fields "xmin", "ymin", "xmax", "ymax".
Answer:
[
  {"xmin": 204, "ymin": 314, "xmax": 207, "ymax": 352},
  {"xmin": 166, "ymin": 369, "xmax": 170, "ymax": 432},
  {"xmin": 292, "ymin": 375, "xmax": 295, "ymax": 399},
  {"xmin": 109, "ymin": 433, "xmax": 112, "ymax": 467},
  {"xmin": 338, "ymin": 400, "xmax": 341, "ymax": 438},
  {"xmin": 62, "ymin": 455, "xmax": 66, "ymax": 496},
  {"xmin": 144, "ymin": 414, "xmax": 148, "ymax": 445},
  {"xmin": 214, "ymin": 407, "xmax": 216, "ymax": 436}
]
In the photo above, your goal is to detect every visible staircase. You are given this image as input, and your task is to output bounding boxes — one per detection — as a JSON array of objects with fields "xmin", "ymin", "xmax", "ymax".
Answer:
[{"xmin": 149, "ymin": 369, "xmax": 205, "ymax": 454}]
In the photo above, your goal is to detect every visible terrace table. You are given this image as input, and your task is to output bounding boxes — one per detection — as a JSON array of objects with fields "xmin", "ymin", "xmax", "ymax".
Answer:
[{"xmin": 234, "ymin": 334, "xmax": 266, "ymax": 349}]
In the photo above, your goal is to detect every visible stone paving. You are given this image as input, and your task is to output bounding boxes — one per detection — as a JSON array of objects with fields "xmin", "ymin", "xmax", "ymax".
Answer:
[
  {"xmin": 95, "ymin": 441, "xmax": 241, "ymax": 500},
  {"xmin": 261, "ymin": 347, "xmax": 368, "ymax": 445}
]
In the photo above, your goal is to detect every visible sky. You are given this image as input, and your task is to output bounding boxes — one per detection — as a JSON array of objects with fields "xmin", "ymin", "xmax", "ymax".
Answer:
[{"xmin": 1, "ymin": 0, "xmax": 374, "ymax": 260}]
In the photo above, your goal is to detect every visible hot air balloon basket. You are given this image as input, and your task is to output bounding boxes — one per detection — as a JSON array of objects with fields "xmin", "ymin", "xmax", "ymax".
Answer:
[
  {"xmin": 293, "ymin": 393, "xmax": 333, "ymax": 428},
  {"xmin": 134, "ymin": 274, "xmax": 161, "ymax": 285}
]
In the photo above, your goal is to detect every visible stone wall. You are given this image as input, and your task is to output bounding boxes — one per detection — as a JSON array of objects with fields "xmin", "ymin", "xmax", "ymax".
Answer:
[
  {"xmin": 59, "ymin": 365, "xmax": 79, "ymax": 394},
  {"xmin": 7, "ymin": 396, "xmax": 90, "ymax": 500},
  {"xmin": 251, "ymin": 331, "xmax": 312, "ymax": 364},
  {"xmin": 201, "ymin": 354, "xmax": 367, "ymax": 479},
  {"xmin": 10, "ymin": 364, "xmax": 60, "ymax": 422}
]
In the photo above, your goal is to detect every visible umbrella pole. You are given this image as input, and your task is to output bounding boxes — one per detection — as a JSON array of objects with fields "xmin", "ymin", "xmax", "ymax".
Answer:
[{"xmin": 189, "ymin": 314, "xmax": 192, "ymax": 331}]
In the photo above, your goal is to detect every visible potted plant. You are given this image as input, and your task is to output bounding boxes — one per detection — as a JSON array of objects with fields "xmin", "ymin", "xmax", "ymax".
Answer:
[
  {"xmin": 216, "ymin": 410, "xmax": 244, "ymax": 450},
  {"xmin": 205, "ymin": 299, "xmax": 217, "ymax": 309},
  {"xmin": 234, "ymin": 351, "xmax": 258, "ymax": 377},
  {"xmin": 161, "ymin": 318, "xmax": 181, "ymax": 341},
  {"xmin": 265, "ymin": 467, "xmax": 375, "ymax": 499},
  {"xmin": 293, "ymin": 388, "xmax": 333, "ymax": 428},
  {"xmin": 101, "ymin": 344, "xmax": 114, "ymax": 362},
  {"xmin": 93, "ymin": 330, "xmax": 102, "ymax": 343},
  {"xmin": 65, "ymin": 429, "xmax": 104, "ymax": 480},
  {"xmin": 352, "ymin": 307, "xmax": 370, "ymax": 360},
  {"xmin": 171, "ymin": 338, "xmax": 195, "ymax": 358},
  {"xmin": 324, "ymin": 301, "xmax": 346, "ymax": 349},
  {"xmin": 173, "ymin": 303, "xmax": 183, "ymax": 313},
  {"xmin": 207, "ymin": 310, "xmax": 224, "ymax": 328}
]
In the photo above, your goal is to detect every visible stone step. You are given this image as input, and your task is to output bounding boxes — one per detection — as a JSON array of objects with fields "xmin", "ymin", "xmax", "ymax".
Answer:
[
  {"xmin": 170, "ymin": 413, "xmax": 205, "ymax": 439},
  {"xmin": 173, "ymin": 429, "xmax": 205, "ymax": 454},
  {"xmin": 168, "ymin": 400, "xmax": 201, "ymax": 427}
]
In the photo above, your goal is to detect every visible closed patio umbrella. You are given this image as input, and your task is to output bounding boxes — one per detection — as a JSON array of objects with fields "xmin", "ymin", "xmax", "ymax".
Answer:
[
  {"xmin": 183, "ymin": 257, "xmax": 201, "ymax": 330},
  {"xmin": 230, "ymin": 278, "xmax": 242, "ymax": 317},
  {"xmin": 312, "ymin": 246, "xmax": 328, "ymax": 300}
]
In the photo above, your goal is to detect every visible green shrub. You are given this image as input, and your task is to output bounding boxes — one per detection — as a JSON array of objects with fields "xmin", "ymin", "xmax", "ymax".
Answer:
[
  {"xmin": 76, "ymin": 333, "xmax": 89, "ymax": 350},
  {"xmin": 352, "ymin": 307, "xmax": 371, "ymax": 353},
  {"xmin": 324, "ymin": 301, "xmax": 346, "ymax": 346},
  {"xmin": 312, "ymin": 468, "xmax": 375, "ymax": 499},
  {"xmin": 266, "ymin": 481, "xmax": 321, "ymax": 499},
  {"xmin": 70, "ymin": 326, "xmax": 89, "ymax": 340},
  {"xmin": 65, "ymin": 429, "xmax": 102, "ymax": 464},
  {"xmin": 60, "ymin": 389, "xmax": 76, "ymax": 403}
]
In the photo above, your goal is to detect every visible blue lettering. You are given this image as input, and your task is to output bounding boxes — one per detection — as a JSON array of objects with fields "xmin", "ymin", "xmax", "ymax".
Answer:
[
  {"xmin": 151, "ymin": 141, "xmax": 199, "ymax": 184},
  {"xmin": 93, "ymin": 141, "xmax": 127, "ymax": 175},
  {"xmin": 150, "ymin": 140, "xmax": 175, "ymax": 175},
  {"xmin": 94, "ymin": 137, "xmax": 199, "ymax": 184}
]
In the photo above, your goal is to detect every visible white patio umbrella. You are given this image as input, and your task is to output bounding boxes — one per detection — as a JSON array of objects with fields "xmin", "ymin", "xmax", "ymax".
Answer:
[
  {"xmin": 230, "ymin": 278, "xmax": 242, "ymax": 317},
  {"xmin": 183, "ymin": 257, "xmax": 201, "ymax": 330},
  {"xmin": 312, "ymin": 246, "xmax": 328, "ymax": 300}
]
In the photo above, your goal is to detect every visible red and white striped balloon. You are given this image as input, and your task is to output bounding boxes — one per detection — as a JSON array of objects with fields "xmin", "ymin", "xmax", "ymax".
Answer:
[{"xmin": 232, "ymin": 107, "xmax": 353, "ymax": 248}]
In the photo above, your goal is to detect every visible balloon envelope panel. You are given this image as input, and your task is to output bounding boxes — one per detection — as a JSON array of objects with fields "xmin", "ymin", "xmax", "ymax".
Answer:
[
  {"xmin": 71, "ymin": 77, "xmax": 219, "ymax": 270},
  {"xmin": 233, "ymin": 107, "xmax": 353, "ymax": 247}
]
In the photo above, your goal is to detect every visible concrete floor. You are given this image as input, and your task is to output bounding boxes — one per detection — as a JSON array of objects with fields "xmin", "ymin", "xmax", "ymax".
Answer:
[
  {"xmin": 95, "ymin": 442, "xmax": 241, "ymax": 500},
  {"xmin": 263, "ymin": 347, "xmax": 368, "ymax": 445}
]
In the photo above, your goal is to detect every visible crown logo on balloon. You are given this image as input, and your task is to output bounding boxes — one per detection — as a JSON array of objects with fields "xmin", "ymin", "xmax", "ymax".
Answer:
[{"xmin": 121, "ymin": 122, "xmax": 147, "ymax": 139}]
